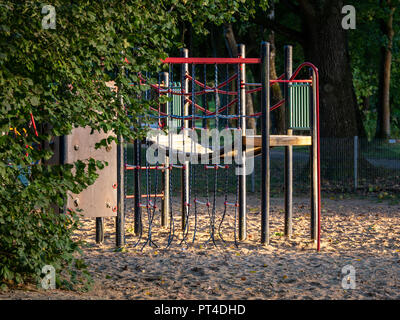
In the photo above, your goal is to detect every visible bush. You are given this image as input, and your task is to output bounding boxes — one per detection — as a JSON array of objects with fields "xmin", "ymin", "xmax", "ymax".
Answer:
[{"xmin": 0, "ymin": 0, "xmax": 253, "ymax": 290}]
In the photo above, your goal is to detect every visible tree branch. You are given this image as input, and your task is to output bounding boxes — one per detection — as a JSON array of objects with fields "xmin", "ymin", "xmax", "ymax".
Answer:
[
  {"xmin": 281, "ymin": 0, "xmax": 300, "ymax": 12},
  {"xmin": 254, "ymin": 13, "xmax": 305, "ymax": 45},
  {"xmin": 298, "ymin": 0, "xmax": 316, "ymax": 18}
]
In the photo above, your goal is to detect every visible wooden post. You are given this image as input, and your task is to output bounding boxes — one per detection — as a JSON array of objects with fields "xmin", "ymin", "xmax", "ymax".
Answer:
[
  {"xmin": 284, "ymin": 45, "xmax": 293, "ymax": 238},
  {"xmin": 161, "ymin": 72, "xmax": 169, "ymax": 227},
  {"xmin": 261, "ymin": 42, "xmax": 270, "ymax": 245},
  {"xmin": 133, "ymin": 138, "xmax": 142, "ymax": 235},
  {"xmin": 238, "ymin": 44, "xmax": 247, "ymax": 241},
  {"xmin": 96, "ymin": 217, "xmax": 104, "ymax": 244},
  {"xmin": 310, "ymin": 69, "xmax": 318, "ymax": 244},
  {"xmin": 180, "ymin": 48, "xmax": 190, "ymax": 231},
  {"xmin": 116, "ymin": 135, "xmax": 125, "ymax": 247}
]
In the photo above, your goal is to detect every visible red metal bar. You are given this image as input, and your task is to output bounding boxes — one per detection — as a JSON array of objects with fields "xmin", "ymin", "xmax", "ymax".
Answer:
[
  {"xmin": 30, "ymin": 113, "xmax": 38, "ymax": 137},
  {"xmin": 162, "ymin": 57, "xmax": 261, "ymax": 64},
  {"xmin": 244, "ymin": 79, "xmax": 311, "ymax": 86},
  {"xmin": 271, "ymin": 79, "xmax": 312, "ymax": 83}
]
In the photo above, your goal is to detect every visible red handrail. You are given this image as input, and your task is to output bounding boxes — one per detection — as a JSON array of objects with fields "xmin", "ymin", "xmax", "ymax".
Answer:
[
  {"xmin": 290, "ymin": 62, "xmax": 321, "ymax": 251},
  {"xmin": 162, "ymin": 57, "xmax": 261, "ymax": 64}
]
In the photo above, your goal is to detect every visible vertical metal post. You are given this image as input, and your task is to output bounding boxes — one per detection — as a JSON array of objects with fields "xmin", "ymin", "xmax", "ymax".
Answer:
[
  {"xmin": 96, "ymin": 217, "xmax": 104, "ymax": 244},
  {"xmin": 202, "ymin": 65, "xmax": 207, "ymax": 129},
  {"xmin": 238, "ymin": 44, "xmax": 247, "ymax": 241},
  {"xmin": 354, "ymin": 136, "xmax": 358, "ymax": 191},
  {"xmin": 181, "ymin": 48, "xmax": 190, "ymax": 231},
  {"xmin": 133, "ymin": 138, "xmax": 142, "ymax": 235},
  {"xmin": 310, "ymin": 70, "xmax": 318, "ymax": 244},
  {"xmin": 161, "ymin": 72, "xmax": 169, "ymax": 227},
  {"xmin": 261, "ymin": 42, "xmax": 270, "ymax": 245},
  {"xmin": 116, "ymin": 136, "xmax": 125, "ymax": 247},
  {"xmin": 284, "ymin": 45, "xmax": 293, "ymax": 238}
]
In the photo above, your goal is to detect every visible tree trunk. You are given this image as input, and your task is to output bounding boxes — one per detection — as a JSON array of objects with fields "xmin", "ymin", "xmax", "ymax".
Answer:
[
  {"xmin": 223, "ymin": 23, "xmax": 256, "ymax": 131},
  {"xmin": 268, "ymin": 30, "xmax": 285, "ymax": 134},
  {"xmin": 299, "ymin": 1, "xmax": 365, "ymax": 138},
  {"xmin": 376, "ymin": 0, "xmax": 395, "ymax": 139}
]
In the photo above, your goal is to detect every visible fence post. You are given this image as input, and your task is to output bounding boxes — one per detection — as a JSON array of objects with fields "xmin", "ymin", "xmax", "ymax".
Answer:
[{"xmin": 354, "ymin": 136, "xmax": 358, "ymax": 191}]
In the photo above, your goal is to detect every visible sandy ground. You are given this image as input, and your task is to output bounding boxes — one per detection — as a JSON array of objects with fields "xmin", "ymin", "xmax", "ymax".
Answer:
[{"xmin": 1, "ymin": 196, "xmax": 400, "ymax": 300}]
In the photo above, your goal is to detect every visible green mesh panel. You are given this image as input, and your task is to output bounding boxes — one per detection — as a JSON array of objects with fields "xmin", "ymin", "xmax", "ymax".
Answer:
[
  {"xmin": 289, "ymin": 83, "xmax": 310, "ymax": 130},
  {"xmin": 171, "ymin": 82, "xmax": 181, "ymax": 129}
]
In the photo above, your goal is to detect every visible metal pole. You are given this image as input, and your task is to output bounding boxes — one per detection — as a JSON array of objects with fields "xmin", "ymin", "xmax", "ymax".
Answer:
[
  {"xmin": 181, "ymin": 48, "xmax": 189, "ymax": 231},
  {"xmin": 133, "ymin": 138, "xmax": 142, "ymax": 235},
  {"xmin": 238, "ymin": 44, "xmax": 247, "ymax": 241},
  {"xmin": 261, "ymin": 42, "xmax": 270, "ymax": 245},
  {"xmin": 354, "ymin": 136, "xmax": 358, "ymax": 191},
  {"xmin": 161, "ymin": 72, "xmax": 169, "ymax": 227},
  {"xmin": 116, "ymin": 136, "xmax": 125, "ymax": 246},
  {"xmin": 310, "ymin": 70, "xmax": 318, "ymax": 244},
  {"xmin": 284, "ymin": 45, "xmax": 293, "ymax": 238}
]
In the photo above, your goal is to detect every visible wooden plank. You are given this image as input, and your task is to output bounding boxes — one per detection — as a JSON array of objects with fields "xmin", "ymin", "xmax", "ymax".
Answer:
[{"xmin": 244, "ymin": 135, "xmax": 311, "ymax": 147}]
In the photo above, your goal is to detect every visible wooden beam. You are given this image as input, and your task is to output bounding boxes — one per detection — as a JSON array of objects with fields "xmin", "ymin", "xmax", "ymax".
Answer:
[{"xmin": 244, "ymin": 135, "xmax": 312, "ymax": 147}]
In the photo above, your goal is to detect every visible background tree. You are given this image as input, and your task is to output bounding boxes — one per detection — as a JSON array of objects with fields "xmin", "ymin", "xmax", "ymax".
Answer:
[{"xmin": 376, "ymin": 0, "xmax": 398, "ymax": 138}]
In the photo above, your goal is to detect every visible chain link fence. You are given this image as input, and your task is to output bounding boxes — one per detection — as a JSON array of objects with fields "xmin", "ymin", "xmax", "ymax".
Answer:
[
  {"xmin": 248, "ymin": 137, "xmax": 400, "ymax": 196},
  {"xmin": 124, "ymin": 137, "xmax": 400, "ymax": 209}
]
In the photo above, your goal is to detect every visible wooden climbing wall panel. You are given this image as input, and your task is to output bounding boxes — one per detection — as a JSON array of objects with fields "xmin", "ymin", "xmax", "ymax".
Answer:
[{"xmin": 64, "ymin": 126, "xmax": 117, "ymax": 218}]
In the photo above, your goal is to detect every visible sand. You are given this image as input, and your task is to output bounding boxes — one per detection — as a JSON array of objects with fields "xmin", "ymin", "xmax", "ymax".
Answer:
[{"xmin": 1, "ymin": 196, "xmax": 400, "ymax": 300}]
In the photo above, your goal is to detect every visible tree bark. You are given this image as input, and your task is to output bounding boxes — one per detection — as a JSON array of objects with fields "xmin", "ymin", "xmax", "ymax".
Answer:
[
  {"xmin": 298, "ymin": 0, "xmax": 365, "ymax": 138},
  {"xmin": 223, "ymin": 23, "xmax": 257, "ymax": 131},
  {"xmin": 267, "ymin": 25, "xmax": 285, "ymax": 134},
  {"xmin": 376, "ymin": 0, "xmax": 395, "ymax": 139},
  {"xmin": 254, "ymin": 0, "xmax": 365, "ymax": 137}
]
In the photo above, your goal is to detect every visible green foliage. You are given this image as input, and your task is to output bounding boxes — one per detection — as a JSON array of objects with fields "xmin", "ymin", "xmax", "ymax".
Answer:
[
  {"xmin": 0, "ymin": 0, "xmax": 255, "ymax": 289},
  {"xmin": 349, "ymin": 0, "xmax": 400, "ymax": 138}
]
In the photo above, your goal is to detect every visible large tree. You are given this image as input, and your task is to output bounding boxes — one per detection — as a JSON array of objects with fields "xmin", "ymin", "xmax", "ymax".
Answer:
[
  {"xmin": 256, "ymin": 0, "xmax": 366, "ymax": 138},
  {"xmin": 376, "ymin": 0, "xmax": 398, "ymax": 138}
]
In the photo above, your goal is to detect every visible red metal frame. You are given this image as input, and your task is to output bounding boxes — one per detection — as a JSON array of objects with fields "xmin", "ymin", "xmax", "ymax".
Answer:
[
  {"xmin": 143, "ymin": 54, "xmax": 320, "ymax": 251},
  {"xmin": 290, "ymin": 62, "xmax": 321, "ymax": 251},
  {"xmin": 162, "ymin": 57, "xmax": 261, "ymax": 64}
]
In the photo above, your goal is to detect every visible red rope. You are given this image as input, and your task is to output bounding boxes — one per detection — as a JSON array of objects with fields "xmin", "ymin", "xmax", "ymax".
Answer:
[
  {"xmin": 138, "ymin": 73, "xmax": 237, "ymax": 96},
  {"xmin": 247, "ymin": 99, "xmax": 285, "ymax": 117},
  {"xmin": 185, "ymin": 73, "xmax": 238, "ymax": 90},
  {"xmin": 185, "ymin": 98, "xmax": 238, "ymax": 115},
  {"xmin": 246, "ymin": 87, "xmax": 261, "ymax": 94}
]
